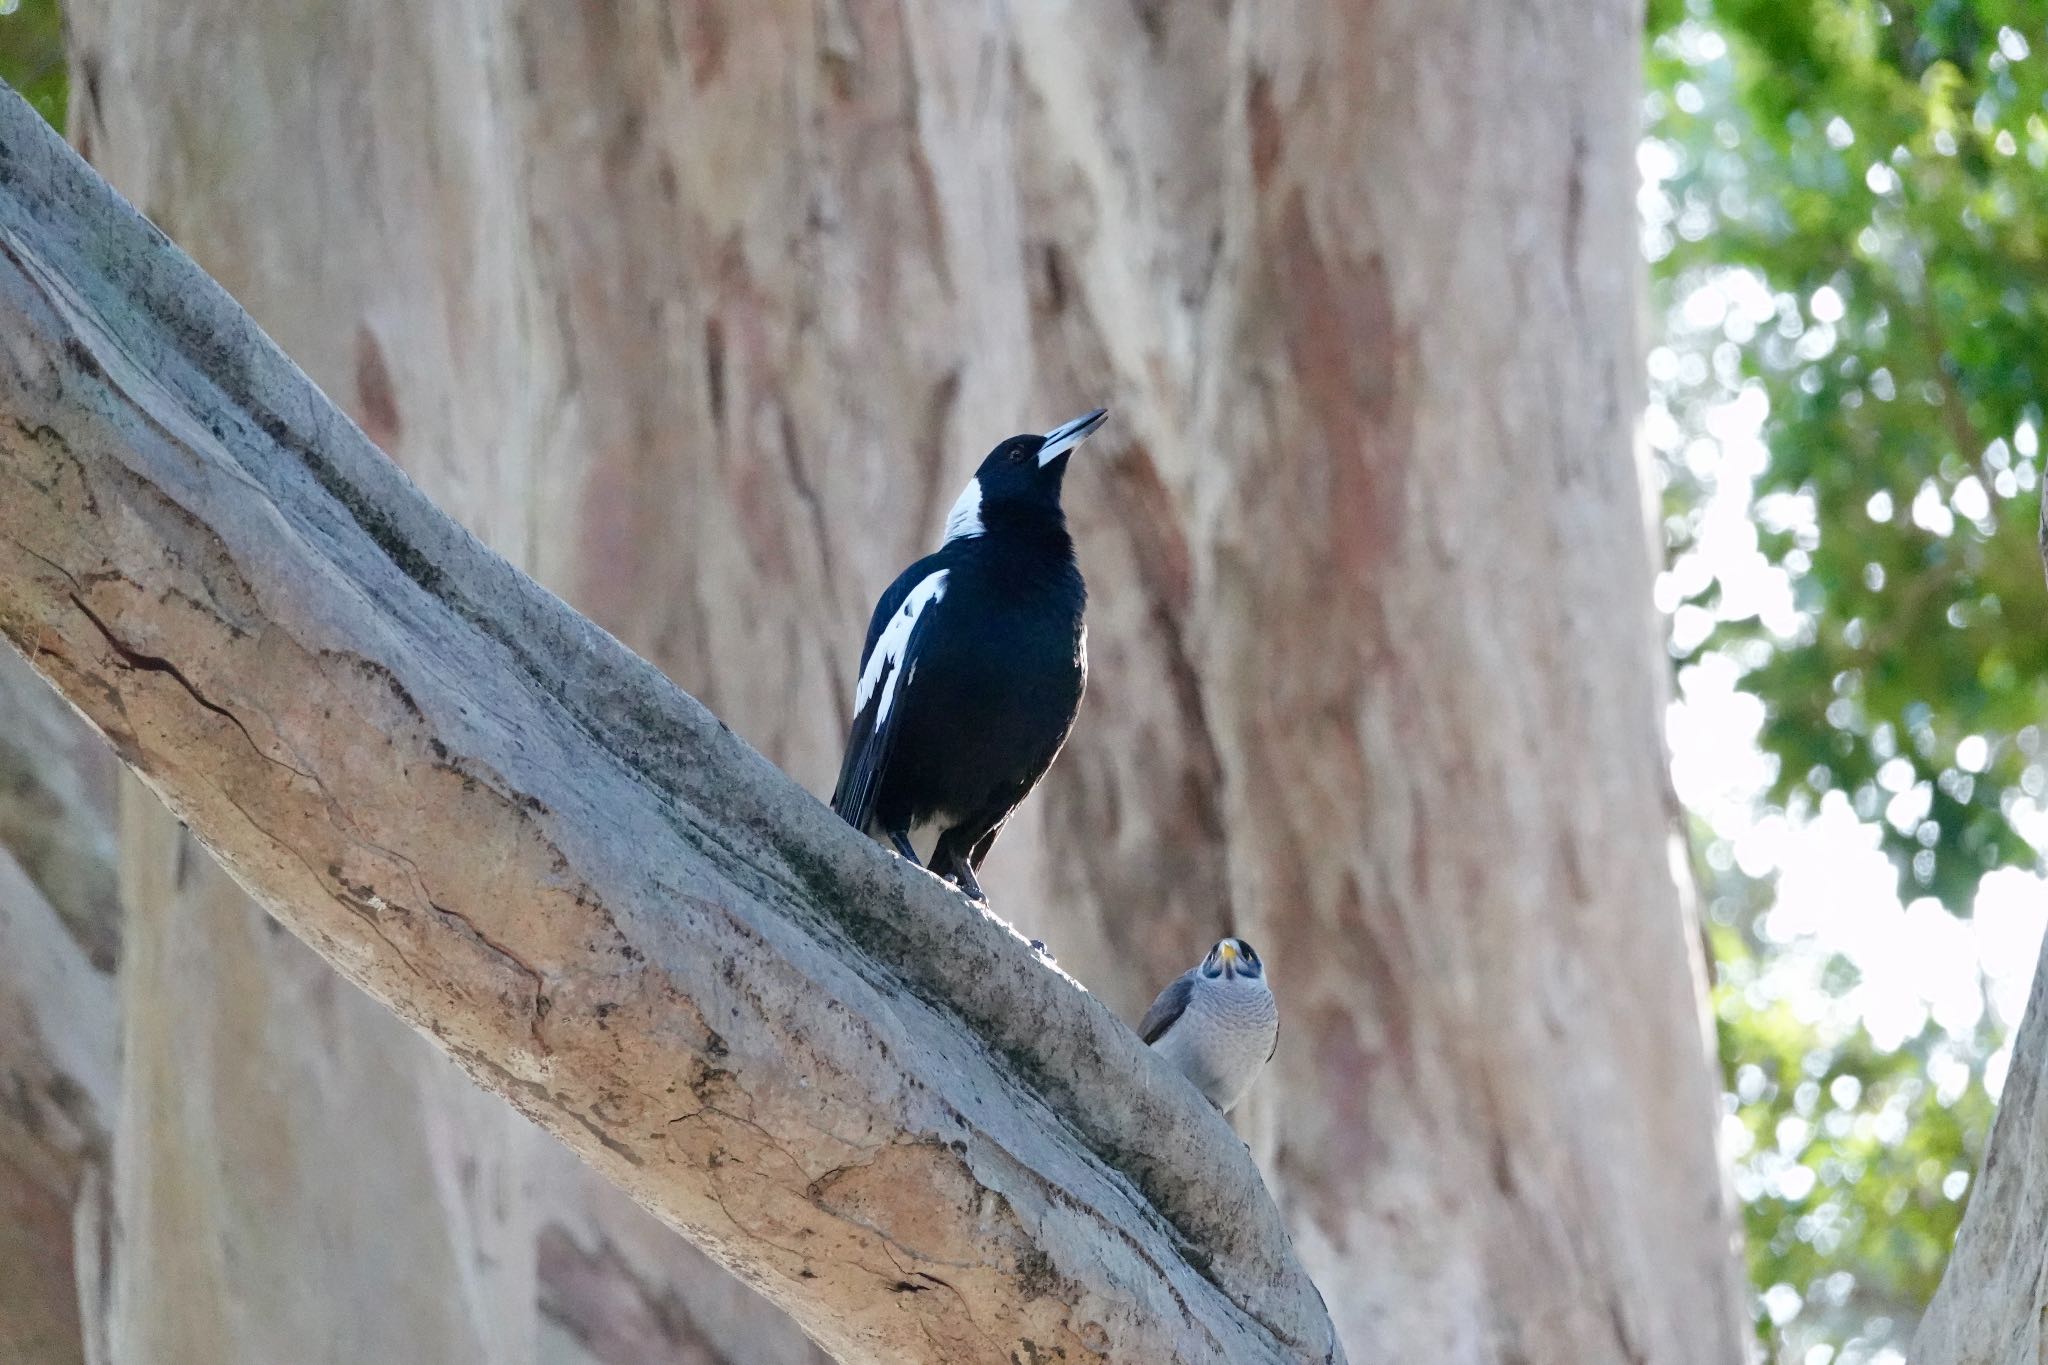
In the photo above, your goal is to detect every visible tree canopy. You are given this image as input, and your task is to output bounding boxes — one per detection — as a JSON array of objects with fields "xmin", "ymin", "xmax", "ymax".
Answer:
[
  {"xmin": 0, "ymin": 0, "xmax": 60, "ymax": 127},
  {"xmin": 1646, "ymin": 0, "xmax": 2048, "ymax": 1358}
]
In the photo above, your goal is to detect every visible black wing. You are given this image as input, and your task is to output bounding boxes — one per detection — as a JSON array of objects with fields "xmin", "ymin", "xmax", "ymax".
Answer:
[
  {"xmin": 1137, "ymin": 970, "xmax": 1198, "ymax": 1044},
  {"xmin": 961, "ymin": 635, "xmax": 1086, "ymax": 869},
  {"xmin": 830, "ymin": 558, "xmax": 948, "ymax": 833}
]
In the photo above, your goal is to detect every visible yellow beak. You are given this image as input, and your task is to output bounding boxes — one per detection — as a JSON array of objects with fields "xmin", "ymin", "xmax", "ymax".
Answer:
[{"xmin": 1217, "ymin": 941, "xmax": 1239, "ymax": 966}]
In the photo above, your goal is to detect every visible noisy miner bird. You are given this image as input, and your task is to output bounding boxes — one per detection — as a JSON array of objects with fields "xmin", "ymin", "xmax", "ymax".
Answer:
[
  {"xmin": 831, "ymin": 409, "xmax": 1109, "ymax": 903},
  {"xmin": 1138, "ymin": 938, "xmax": 1279, "ymax": 1114}
]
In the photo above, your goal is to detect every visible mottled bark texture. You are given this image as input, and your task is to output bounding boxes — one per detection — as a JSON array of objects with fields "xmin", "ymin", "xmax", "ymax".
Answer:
[
  {"xmin": 1905, "ymin": 506, "xmax": 2048, "ymax": 1365},
  {"xmin": 0, "ymin": 84, "xmax": 1342, "ymax": 1365},
  {"xmin": 0, "ymin": 679, "xmax": 115, "ymax": 1365},
  {"xmin": 0, "ymin": 0, "xmax": 1749, "ymax": 1360}
]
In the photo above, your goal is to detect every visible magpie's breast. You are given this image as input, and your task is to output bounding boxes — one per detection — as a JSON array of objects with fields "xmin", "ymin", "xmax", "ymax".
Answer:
[{"xmin": 881, "ymin": 558, "xmax": 1086, "ymax": 823}]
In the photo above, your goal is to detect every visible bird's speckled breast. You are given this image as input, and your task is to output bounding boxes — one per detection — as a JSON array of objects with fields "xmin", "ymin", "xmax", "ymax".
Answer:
[{"xmin": 1155, "ymin": 976, "xmax": 1278, "ymax": 1112}]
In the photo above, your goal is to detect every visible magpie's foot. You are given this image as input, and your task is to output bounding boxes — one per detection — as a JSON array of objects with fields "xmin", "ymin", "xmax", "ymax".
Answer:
[
  {"xmin": 888, "ymin": 829, "xmax": 919, "ymax": 862},
  {"xmin": 950, "ymin": 862, "xmax": 988, "ymax": 905},
  {"xmin": 1029, "ymin": 938, "xmax": 1050, "ymax": 956}
]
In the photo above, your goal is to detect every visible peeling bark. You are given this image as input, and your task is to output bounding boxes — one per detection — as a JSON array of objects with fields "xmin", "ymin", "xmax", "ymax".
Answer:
[
  {"xmin": 0, "ymin": 646, "xmax": 119, "ymax": 970},
  {"xmin": 0, "ymin": 648, "xmax": 118, "ymax": 1365},
  {"xmin": 0, "ymin": 841, "xmax": 114, "ymax": 1365},
  {"xmin": 0, "ymin": 85, "xmax": 1342, "ymax": 1365}
]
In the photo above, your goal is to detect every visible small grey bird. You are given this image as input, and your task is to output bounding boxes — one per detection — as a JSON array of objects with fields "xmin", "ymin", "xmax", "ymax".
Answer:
[{"xmin": 1138, "ymin": 938, "xmax": 1278, "ymax": 1113}]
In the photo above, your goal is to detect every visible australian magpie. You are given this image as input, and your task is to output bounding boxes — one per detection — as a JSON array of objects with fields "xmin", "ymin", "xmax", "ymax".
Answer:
[{"xmin": 831, "ymin": 408, "xmax": 1108, "ymax": 903}]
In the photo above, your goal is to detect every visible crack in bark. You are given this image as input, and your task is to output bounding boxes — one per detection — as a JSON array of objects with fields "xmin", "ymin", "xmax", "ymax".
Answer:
[
  {"xmin": 871, "ymin": 1239, "xmax": 1005, "ymax": 1361},
  {"xmin": 425, "ymin": 891, "xmax": 554, "ymax": 1056},
  {"xmin": 67, "ymin": 589, "xmax": 314, "ymax": 781}
]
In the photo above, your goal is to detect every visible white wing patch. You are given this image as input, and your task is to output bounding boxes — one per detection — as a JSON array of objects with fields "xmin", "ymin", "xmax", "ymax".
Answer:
[
  {"xmin": 941, "ymin": 477, "xmax": 983, "ymax": 545},
  {"xmin": 853, "ymin": 569, "xmax": 948, "ymax": 725}
]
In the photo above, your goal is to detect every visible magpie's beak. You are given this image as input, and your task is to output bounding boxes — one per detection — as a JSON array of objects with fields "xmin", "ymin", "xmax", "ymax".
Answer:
[{"xmin": 1038, "ymin": 407, "xmax": 1109, "ymax": 467}]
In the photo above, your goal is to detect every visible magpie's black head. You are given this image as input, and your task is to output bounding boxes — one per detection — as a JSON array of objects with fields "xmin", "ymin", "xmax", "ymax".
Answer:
[
  {"xmin": 944, "ymin": 409, "xmax": 1107, "ymax": 542},
  {"xmin": 1201, "ymin": 937, "xmax": 1264, "ymax": 981}
]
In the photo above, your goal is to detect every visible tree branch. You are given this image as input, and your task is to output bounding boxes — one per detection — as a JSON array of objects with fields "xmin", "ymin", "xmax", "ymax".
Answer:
[
  {"xmin": 1909, "ymin": 926, "xmax": 2048, "ymax": 1364},
  {"xmin": 0, "ymin": 85, "xmax": 1343, "ymax": 1365}
]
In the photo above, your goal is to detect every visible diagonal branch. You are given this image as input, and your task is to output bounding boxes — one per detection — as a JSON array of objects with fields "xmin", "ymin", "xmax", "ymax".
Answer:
[{"xmin": 0, "ymin": 85, "xmax": 1343, "ymax": 1365}]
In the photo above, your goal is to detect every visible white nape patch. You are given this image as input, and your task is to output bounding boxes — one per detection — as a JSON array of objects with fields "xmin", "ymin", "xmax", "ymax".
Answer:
[
  {"xmin": 1037, "ymin": 408, "xmax": 1108, "ymax": 466},
  {"xmin": 852, "ymin": 569, "xmax": 948, "ymax": 725},
  {"xmin": 941, "ymin": 477, "xmax": 984, "ymax": 545}
]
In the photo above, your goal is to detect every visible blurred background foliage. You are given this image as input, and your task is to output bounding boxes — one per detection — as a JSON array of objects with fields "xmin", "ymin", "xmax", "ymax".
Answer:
[
  {"xmin": 1646, "ymin": 0, "xmax": 2048, "ymax": 1359},
  {"xmin": 0, "ymin": 0, "xmax": 63, "ymax": 128},
  {"xmin": 1, "ymin": 0, "xmax": 2041, "ymax": 1360}
]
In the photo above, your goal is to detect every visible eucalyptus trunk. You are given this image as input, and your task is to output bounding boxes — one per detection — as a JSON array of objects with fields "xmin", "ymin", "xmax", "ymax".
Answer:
[{"xmin": 0, "ymin": 0, "xmax": 1745, "ymax": 1360}]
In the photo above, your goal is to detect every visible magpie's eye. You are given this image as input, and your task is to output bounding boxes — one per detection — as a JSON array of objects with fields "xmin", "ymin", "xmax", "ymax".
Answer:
[{"xmin": 1008, "ymin": 443, "xmax": 1032, "ymax": 465}]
